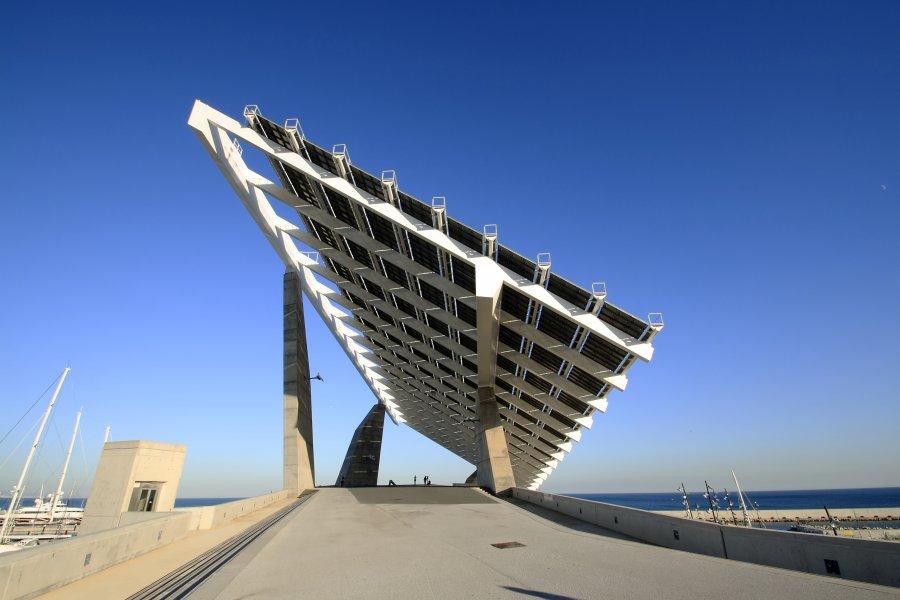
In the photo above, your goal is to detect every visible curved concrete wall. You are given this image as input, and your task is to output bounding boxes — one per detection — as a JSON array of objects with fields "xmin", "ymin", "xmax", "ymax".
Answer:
[{"xmin": 512, "ymin": 488, "xmax": 900, "ymax": 588}]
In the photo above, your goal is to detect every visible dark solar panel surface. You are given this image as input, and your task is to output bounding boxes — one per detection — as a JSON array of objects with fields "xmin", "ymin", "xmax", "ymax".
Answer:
[
  {"xmin": 450, "ymin": 257, "xmax": 475, "ymax": 293},
  {"xmin": 398, "ymin": 192, "xmax": 433, "ymax": 224},
  {"xmin": 345, "ymin": 238, "xmax": 374, "ymax": 270},
  {"xmin": 567, "ymin": 365, "xmax": 604, "ymax": 396},
  {"xmin": 364, "ymin": 209, "xmax": 400, "ymax": 251},
  {"xmin": 496, "ymin": 354, "xmax": 519, "ymax": 376},
  {"xmin": 276, "ymin": 161, "xmax": 320, "ymax": 207},
  {"xmin": 309, "ymin": 218, "xmax": 339, "ymax": 249},
  {"xmin": 524, "ymin": 372, "xmax": 553, "ymax": 395},
  {"xmin": 447, "ymin": 219, "xmax": 482, "ymax": 252},
  {"xmin": 529, "ymin": 343, "xmax": 564, "ymax": 373},
  {"xmin": 382, "ymin": 259, "xmax": 410, "ymax": 289},
  {"xmin": 498, "ymin": 325, "xmax": 523, "ymax": 350},
  {"xmin": 324, "ymin": 189, "xmax": 359, "ymax": 229},
  {"xmin": 557, "ymin": 390, "xmax": 590, "ymax": 414},
  {"xmin": 580, "ymin": 333, "xmax": 628, "ymax": 371},
  {"xmin": 458, "ymin": 333, "xmax": 477, "ymax": 352},
  {"xmin": 326, "ymin": 258, "xmax": 354, "ymax": 282},
  {"xmin": 598, "ymin": 304, "xmax": 647, "ymax": 339},
  {"xmin": 427, "ymin": 314, "xmax": 450, "ymax": 337},
  {"xmin": 406, "ymin": 233, "xmax": 442, "ymax": 274},
  {"xmin": 455, "ymin": 301, "xmax": 476, "ymax": 327},
  {"xmin": 395, "ymin": 296, "xmax": 417, "ymax": 319},
  {"xmin": 418, "ymin": 279, "xmax": 445, "ymax": 308},
  {"xmin": 361, "ymin": 277, "xmax": 385, "ymax": 301},
  {"xmin": 500, "ymin": 286, "xmax": 531, "ymax": 321},
  {"xmin": 547, "ymin": 274, "xmax": 592, "ymax": 310},
  {"xmin": 250, "ymin": 114, "xmax": 295, "ymax": 151},
  {"xmin": 349, "ymin": 166, "xmax": 385, "ymax": 200},
  {"xmin": 498, "ymin": 246, "xmax": 536, "ymax": 280},
  {"xmin": 536, "ymin": 308, "xmax": 579, "ymax": 346},
  {"xmin": 300, "ymin": 141, "xmax": 337, "ymax": 176}
]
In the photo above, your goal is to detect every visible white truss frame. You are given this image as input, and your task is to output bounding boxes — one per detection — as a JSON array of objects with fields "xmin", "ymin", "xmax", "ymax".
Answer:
[{"xmin": 188, "ymin": 100, "xmax": 662, "ymax": 489}]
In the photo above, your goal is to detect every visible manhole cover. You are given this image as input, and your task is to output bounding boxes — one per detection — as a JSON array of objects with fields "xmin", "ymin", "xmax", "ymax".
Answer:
[{"xmin": 491, "ymin": 541, "xmax": 525, "ymax": 549}]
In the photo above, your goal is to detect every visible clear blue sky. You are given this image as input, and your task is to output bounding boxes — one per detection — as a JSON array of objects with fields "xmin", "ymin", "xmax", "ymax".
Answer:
[{"xmin": 1, "ymin": 1, "xmax": 898, "ymax": 498}]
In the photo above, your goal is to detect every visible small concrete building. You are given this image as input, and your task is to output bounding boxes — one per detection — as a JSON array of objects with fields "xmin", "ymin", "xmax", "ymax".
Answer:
[{"xmin": 80, "ymin": 441, "xmax": 186, "ymax": 535}]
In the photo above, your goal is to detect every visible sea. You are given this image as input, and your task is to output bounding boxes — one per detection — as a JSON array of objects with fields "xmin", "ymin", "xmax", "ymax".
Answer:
[
  {"xmin": 4, "ymin": 488, "xmax": 898, "ymax": 512},
  {"xmin": 568, "ymin": 487, "xmax": 900, "ymax": 512}
]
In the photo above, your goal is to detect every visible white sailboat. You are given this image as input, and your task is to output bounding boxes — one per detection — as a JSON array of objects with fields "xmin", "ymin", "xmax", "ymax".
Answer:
[{"xmin": 0, "ymin": 368, "xmax": 80, "ymax": 552}]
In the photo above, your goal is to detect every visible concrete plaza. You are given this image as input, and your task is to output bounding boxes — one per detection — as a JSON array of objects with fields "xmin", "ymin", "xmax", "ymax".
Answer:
[{"xmin": 178, "ymin": 487, "xmax": 895, "ymax": 600}]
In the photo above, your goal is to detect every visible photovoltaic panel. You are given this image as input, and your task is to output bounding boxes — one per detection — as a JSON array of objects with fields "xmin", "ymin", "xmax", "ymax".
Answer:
[
  {"xmin": 557, "ymin": 389, "xmax": 590, "ymax": 413},
  {"xmin": 364, "ymin": 209, "xmax": 400, "ymax": 251},
  {"xmin": 344, "ymin": 238, "xmax": 374, "ymax": 270},
  {"xmin": 598, "ymin": 304, "xmax": 648, "ymax": 340},
  {"xmin": 547, "ymin": 274, "xmax": 592, "ymax": 310},
  {"xmin": 249, "ymin": 114, "xmax": 296, "ymax": 152},
  {"xmin": 536, "ymin": 307, "xmax": 579, "ymax": 346},
  {"xmin": 567, "ymin": 365, "xmax": 605, "ymax": 396},
  {"xmin": 395, "ymin": 296, "xmax": 417, "ymax": 319},
  {"xmin": 498, "ymin": 325, "xmax": 523, "ymax": 351},
  {"xmin": 450, "ymin": 257, "xmax": 475, "ymax": 293},
  {"xmin": 406, "ymin": 232, "xmax": 442, "ymax": 274},
  {"xmin": 418, "ymin": 279, "xmax": 445, "ymax": 308},
  {"xmin": 580, "ymin": 333, "xmax": 628, "ymax": 371},
  {"xmin": 447, "ymin": 218, "xmax": 482, "ymax": 252},
  {"xmin": 498, "ymin": 246, "xmax": 536, "ymax": 280},
  {"xmin": 349, "ymin": 166, "xmax": 385, "ymax": 200},
  {"xmin": 326, "ymin": 258, "xmax": 354, "ymax": 283},
  {"xmin": 324, "ymin": 189, "xmax": 359, "ymax": 229},
  {"xmin": 382, "ymin": 259, "xmax": 410, "ymax": 289},
  {"xmin": 454, "ymin": 300, "xmax": 476, "ymax": 327},
  {"xmin": 308, "ymin": 218, "xmax": 339, "ymax": 249},
  {"xmin": 528, "ymin": 343, "xmax": 564, "ymax": 373},
  {"xmin": 275, "ymin": 161, "xmax": 320, "ymax": 208},
  {"xmin": 398, "ymin": 191, "xmax": 433, "ymax": 225},
  {"xmin": 302, "ymin": 141, "xmax": 339, "ymax": 175},
  {"xmin": 500, "ymin": 285, "xmax": 531, "ymax": 321}
]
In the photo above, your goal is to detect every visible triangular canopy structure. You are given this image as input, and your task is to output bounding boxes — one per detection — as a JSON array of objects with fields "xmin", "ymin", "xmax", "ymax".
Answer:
[{"xmin": 189, "ymin": 101, "xmax": 663, "ymax": 490}]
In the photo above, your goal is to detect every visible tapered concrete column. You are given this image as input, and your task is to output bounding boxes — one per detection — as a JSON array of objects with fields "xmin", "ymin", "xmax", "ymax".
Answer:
[
  {"xmin": 474, "ymin": 260, "xmax": 516, "ymax": 493},
  {"xmin": 284, "ymin": 271, "xmax": 315, "ymax": 493},
  {"xmin": 336, "ymin": 403, "xmax": 385, "ymax": 487}
]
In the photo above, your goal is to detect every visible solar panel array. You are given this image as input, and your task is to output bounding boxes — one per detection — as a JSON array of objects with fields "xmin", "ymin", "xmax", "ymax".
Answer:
[{"xmin": 236, "ymin": 107, "xmax": 659, "ymax": 488}]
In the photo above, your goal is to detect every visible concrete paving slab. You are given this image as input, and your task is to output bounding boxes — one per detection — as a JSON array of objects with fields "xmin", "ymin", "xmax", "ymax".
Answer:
[{"xmin": 188, "ymin": 488, "xmax": 900, "ymax": 600}]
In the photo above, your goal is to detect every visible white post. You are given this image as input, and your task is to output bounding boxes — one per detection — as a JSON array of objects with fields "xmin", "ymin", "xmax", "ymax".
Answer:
[
  {"xmin": 50, "ymin": 409, "xmax": 82, "ymax": 522},
  {"xmin": 0, "ymin": 367, "xmax": 70, "ymax": 543},
  {"xmin": 103, "ymin": 425, "xmax": 111, "ymax": 444},
  {"xmin": 732, "ymin": 469, "xmax": 752, "ymax": 527}
]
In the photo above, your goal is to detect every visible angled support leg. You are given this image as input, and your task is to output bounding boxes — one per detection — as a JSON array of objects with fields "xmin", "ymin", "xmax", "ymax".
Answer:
[
  {"xmin": 336, "ymin": 403, "xmax": 386, "ymax": 487},
  {"xmin": 474, "ymin": 259, "xmax": 516, "ymax": 494}
]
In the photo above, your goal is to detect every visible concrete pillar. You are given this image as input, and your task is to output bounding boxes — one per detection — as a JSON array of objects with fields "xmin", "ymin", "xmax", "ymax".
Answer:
[
  {"xmin": 474, "ymin": 262, "xmax": 516, "ymax": 493},
  {"xmin": 284, "ymin": 270, "xmax": 315, "ymax": 493},
  {"xmin": 336, "ymin": 403, "xmax": 385, "ymax": 487},
  {"xmin": 476, "ymin": 387, "xmax": 516, "ymax": 493}
]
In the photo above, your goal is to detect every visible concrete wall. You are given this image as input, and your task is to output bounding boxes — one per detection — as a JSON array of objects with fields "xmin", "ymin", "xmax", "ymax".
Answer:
[
  {"xmin": 183, "ymin": 490, "xmax": 294, "ymax": 530},
  {"xmin": 80, "ymin": 441, "xmax": 187, "ymax": 535},
  {"xmin": 0, "ymin": 511, "xmax": 192, "ymax": 600},
  {"xmin": 0, "ymin": 490, "xmax": 296, "ymax": 599},
  {"xmin": 512, "ymin": 488, "xmax": 900, "ymax": 588}
]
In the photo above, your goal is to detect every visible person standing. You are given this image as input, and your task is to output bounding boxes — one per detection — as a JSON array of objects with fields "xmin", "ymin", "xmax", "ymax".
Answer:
[{"xmin": 413, "ymin": 475, "xmax": 417, "ymax": 485}]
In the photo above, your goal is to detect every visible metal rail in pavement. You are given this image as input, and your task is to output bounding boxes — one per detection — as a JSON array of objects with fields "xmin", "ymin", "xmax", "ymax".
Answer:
[{"xmin": 126, "ymin": 492, "xmax": 315, "ymax": 599}]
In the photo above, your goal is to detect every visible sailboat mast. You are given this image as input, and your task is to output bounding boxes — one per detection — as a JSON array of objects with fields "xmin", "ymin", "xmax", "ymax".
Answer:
[
  {"xmin": 732, "ymin": 469, "xmax": 752, "ymax": 527},
  {"xmin": 0, "ymin": 367, "xmax": 70, "ymax": 543},
  {"xmin": 50, "ymin": 409, "xmax": 82, "ymax": 523}
]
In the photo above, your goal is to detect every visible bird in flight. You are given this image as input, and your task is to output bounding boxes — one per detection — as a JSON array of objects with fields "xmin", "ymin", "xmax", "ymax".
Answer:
[{"xmin": 881, "ymin": 184, "xmax": 888, "ymax": 192}]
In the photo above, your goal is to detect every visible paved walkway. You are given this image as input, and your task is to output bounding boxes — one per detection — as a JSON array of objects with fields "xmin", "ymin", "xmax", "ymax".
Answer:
[
  {"xmin": 185, "ymin": 487, "xmax": 898, "ymax": 600},
  {"xmin": 38, "ymin": 498, "xmax": 297, "ymax": 600}
]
